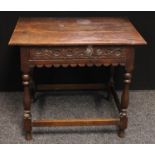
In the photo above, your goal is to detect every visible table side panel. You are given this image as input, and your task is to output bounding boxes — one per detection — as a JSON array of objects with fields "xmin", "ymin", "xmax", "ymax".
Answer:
[{"xmin": 25, "ymin": 46, "xmax": 132, "ymax": 67}]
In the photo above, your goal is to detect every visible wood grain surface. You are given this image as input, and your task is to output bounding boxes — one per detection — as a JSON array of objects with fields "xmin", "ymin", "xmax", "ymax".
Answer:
[{"xmin": 9, "ymin": 17, "xmax": 146, "ymax": 46}]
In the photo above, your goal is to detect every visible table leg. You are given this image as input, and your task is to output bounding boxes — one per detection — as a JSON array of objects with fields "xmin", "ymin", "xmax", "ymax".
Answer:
[
  {"xmin": 30, "ymin": 68, "xmax": 36, "ymax": 102},
  {"xmin": 22, "ymin": 72, "xmax": 32, "ymax": 140},
  {"xmin": 107, "ymin": 66, "xmax": 115, "ymax": 101},
  {"xmin": 118, "ymin": 71, "xmax": 132, "ymax": 137}
]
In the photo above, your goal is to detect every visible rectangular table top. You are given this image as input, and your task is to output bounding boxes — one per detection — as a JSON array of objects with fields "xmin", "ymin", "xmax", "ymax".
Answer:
[{"xmin": 9, "ymin": 17, "xmax": 146, "ymax": 46}]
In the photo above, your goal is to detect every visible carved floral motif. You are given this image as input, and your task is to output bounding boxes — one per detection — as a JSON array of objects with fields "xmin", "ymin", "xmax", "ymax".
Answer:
[
  {"xmin": 29, "ymin": 46, "xmax": 127, "ymax": 68},
  {"xmin": 30, "ymin": 46, "xmax": 125, "ymax": 60}
]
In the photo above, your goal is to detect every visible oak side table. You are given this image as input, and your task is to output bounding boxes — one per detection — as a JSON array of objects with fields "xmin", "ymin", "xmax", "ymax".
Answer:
[{"xmin": 9, "ymin": 17, "xmax": 146, "ymax": 140}]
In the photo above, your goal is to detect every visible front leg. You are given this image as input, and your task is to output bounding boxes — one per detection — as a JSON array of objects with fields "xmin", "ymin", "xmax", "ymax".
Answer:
[
  {"xmin": 118, "ymin": 48, "xmax": 134, "ymax": 138},
  {"xmin": 118, "ymin": 72, "xmax": 132, "ymax": 137},
  {"xmin": 22, "ymin": 73, "xmax": 32, "ymax": 140},
  {"xmin": 21, "ymin": 47, "xmax": 32, "ymax": 140}
]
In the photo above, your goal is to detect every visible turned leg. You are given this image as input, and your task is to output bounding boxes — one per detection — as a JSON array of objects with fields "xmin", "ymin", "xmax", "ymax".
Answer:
[
  {"xmin": 118, "ymin": 72, "xmax": 132, "ymax": 138},
  {"xmin": 107, "ymin": 66, "xmax": 114, "ymax": 101},
  {"xmin": 22, "ymin": 73, "xmax": 32, "ymax": 140}
]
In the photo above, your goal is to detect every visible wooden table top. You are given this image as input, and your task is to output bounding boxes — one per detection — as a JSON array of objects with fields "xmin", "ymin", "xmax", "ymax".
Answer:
[{"xmin": 9, "ymin": 17, "xmax": 146, "ymax": 46}]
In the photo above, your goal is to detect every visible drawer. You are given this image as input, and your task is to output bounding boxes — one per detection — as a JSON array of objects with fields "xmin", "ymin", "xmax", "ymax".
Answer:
[{"xmin": 29, "ymin": 46, "xmax": 126, "ymax": 60}]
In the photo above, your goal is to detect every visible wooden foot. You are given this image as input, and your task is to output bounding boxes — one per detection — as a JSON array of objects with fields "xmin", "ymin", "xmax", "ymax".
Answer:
[
  {"xmin": 117, "ymin": 129, "xmax": 125, "ymax": 138},
  {"xmin": 26, "ymin": 132, "xmax": 32, "ymax": 140}
]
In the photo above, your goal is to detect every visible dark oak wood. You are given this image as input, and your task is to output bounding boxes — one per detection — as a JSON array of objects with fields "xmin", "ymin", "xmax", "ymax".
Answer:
[
  {"xmin": 37, "ymin": 83, "xmax": 107, "ymax": 91},
  {"xmin": 32, "ymin": 118, "xmax": 120, "ymax": 127},
  {"xmin": 20, "ymin": 47, "xmax": 32, "ymax": 140},
  {"xmin": 9, "ymin": 17, "xmax": 146, "ymax": 46},
  {"xmin": 9, "ymin": 17, "xmax": 146, "ymax": 140}
]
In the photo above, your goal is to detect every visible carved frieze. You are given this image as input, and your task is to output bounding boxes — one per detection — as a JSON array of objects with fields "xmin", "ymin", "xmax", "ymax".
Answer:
[{"xmin": 30, "ymin": 46, "xmax": 126, "ymax": 60}]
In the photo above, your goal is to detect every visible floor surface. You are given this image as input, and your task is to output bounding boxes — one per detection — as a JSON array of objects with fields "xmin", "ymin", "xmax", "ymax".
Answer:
[{"xmin": 0, "ymin": 90, "xmax": 154, "ymax": 144}]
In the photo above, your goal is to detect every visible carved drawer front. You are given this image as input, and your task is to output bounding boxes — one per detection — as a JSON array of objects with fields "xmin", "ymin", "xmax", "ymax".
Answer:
[{"xmin": 29, "ymin": 46, "xmax": 126, "ymax": 60}]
